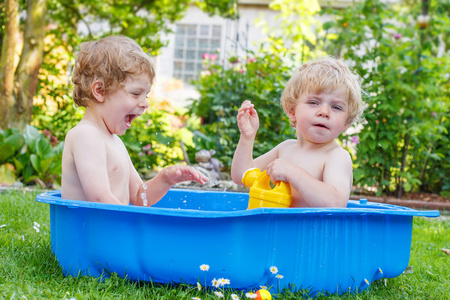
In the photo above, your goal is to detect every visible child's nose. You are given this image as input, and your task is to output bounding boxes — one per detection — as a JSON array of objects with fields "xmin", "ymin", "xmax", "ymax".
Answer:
[
  {"xmin": 138, "ymin": 98, "xmax": 149, "ymax": 109},
  {"xmin": 317, "ymin": 105, "xmax": 330, "ymax": 118}
]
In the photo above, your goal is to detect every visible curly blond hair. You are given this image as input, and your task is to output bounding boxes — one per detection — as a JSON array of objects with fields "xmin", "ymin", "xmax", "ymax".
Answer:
[
  {"xmin": 280, "ymin": 57, "xmax": 366, "ymax": 126},
  {"xmin": 72, "ymin": 35, "xmax": 155, "ymax": 107}
]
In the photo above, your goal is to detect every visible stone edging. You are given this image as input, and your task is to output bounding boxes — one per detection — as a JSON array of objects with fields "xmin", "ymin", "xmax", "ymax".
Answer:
[{"xmin": 350, "ymin": 195, "xmax": 450, "ymax": 212}]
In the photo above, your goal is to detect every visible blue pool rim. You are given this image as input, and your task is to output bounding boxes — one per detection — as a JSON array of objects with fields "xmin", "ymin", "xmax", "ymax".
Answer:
[{"xmin": 36, "ymin": 189, "xmax": 440, "ymax": 218}]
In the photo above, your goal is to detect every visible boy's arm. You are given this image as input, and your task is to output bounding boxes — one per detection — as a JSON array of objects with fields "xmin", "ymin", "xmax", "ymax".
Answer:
[
  {"xmin": 129, "ymin": 164, "xmax": 208, "ymax": 207},
  {"xmin": 231, "ymin": 100, "xmax": 260, "ymax": 184},
  {"xmin": 68, "ymin": 130, "xmax": 123, "ymax": 205},
  {"xmin": 267, "ymin": 149, "xmax": 352, "ymax": 207}
]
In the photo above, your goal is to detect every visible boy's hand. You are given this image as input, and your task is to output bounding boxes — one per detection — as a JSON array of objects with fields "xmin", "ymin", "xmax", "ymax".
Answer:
[
  {"xmin": 237, "ymin": 100, "xmax": 259, "ymax": 138},
  {"xmin": 161, "ymin": 165, "xmax": 209, "ymax": 185},
  {"xmin": 266, "ymin": 158, "xmax": 292, "ymax": 183}
]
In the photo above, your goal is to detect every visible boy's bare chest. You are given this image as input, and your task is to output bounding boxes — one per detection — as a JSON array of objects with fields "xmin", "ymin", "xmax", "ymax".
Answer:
[
  {"xmin": 280, "ymin": 148, "xmax": 326, "ymax": 180},
  {"xmin": 104, "ymin": 139, "xmax": 130, "ymax": 187}
]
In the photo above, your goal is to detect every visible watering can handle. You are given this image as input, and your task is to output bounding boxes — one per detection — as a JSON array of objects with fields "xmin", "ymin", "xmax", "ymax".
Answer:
[{"xmin": 273, "ymin": 179, "xmax": 291, "ymax": 195}]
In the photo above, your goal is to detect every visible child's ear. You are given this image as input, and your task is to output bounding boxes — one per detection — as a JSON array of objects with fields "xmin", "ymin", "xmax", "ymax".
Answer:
[
  {"xmin": 92, "ymin": 81, "xmax": 105, "ymax": 103},
  {"xmin": 342, "ymin": 122, "xmax": 351, "ymax": 133},
  {"xmin": 287, "ymin": 107, "xmax": 296, "ymax": 124}
]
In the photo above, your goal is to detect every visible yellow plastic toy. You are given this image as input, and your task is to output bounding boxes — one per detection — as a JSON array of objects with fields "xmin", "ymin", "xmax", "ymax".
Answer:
[
  {"xmin": 242, "ymin": 168, "xmax": 292, "ymax": 209},
  {"xmin": 255, "ymin": 289, "xmax": 272, "ymax": 300}
]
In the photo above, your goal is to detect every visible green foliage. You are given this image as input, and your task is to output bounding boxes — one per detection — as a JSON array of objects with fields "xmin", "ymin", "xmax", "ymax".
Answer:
[
  {"xmin": 322, "ymin": 0, "xmax": 450, "ymax": 196},
  {"xmin": 0, "ymin": 125, "xmax": 63, "ymax": 188},
  {"xmin": 188, "ymin": 51, "xmax": 295, "ymax": 169},
  {"xmin": 120, "ymin": 101, "xmax": 195, "ymax": 178}
]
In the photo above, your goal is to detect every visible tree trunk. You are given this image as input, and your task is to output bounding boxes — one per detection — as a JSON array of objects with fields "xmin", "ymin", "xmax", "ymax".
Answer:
[
  {"xmin": 12, "ymin": 0, "xmax": 47, "ymax": 131},
  {"xmin": 0, "ymin": 0, "xmax": 19, "ymax": 130}
]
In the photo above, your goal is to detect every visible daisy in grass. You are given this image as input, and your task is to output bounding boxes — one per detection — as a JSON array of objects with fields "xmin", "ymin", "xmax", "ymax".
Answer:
[
  {"xmin": 214, "ymin": 291, "xmax": 224, "ymax": 298},
  {"xmin": 231, "ymin": 294, "xmax": 240, "ymax": 300},
  {"xmin": 276, "ymin": 274, "xmax": 284, "ymax": 279},
  {"xmin": 260, "ymin": 286, "xmax": 268, "ymax": 290},
  {"xmin": 33, "ymin": 222, "xmax": 40, "ymax": 233},
  {"xmin": 199, "ymin": 264, "xmax": 210, "ymax": 271},
  {"xmin": 245, "ymin": 292, "xmax": 257, "ymax": 299},
  {"xmin": 192, "ymin": 297, "xmax": 201, "ymax": 300},
  {"xmin": 196, "ymin": 282, "xmax": 201, "ymax": 291},
  {"xmin": 218, "ymin": 278, "xmax": 230, "ymax": 286},
  {"xmin": 211, "ymin": 278, "xmax": 220, "ymax": 288},
  {"xmin": 269, "ymin": 266, "xmax": 278, "ymax": 274}
]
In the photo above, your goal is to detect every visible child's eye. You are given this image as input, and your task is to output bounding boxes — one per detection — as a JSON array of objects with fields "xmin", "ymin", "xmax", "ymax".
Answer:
[{"xmin": 332, "ymin": 105, "xmax": 342, "ymax": 110}]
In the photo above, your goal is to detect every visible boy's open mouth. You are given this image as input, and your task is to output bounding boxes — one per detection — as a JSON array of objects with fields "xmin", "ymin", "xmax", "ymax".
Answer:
[{"xmin": 125, "ymin": 114, "xmax": 138, "ymax": 127}]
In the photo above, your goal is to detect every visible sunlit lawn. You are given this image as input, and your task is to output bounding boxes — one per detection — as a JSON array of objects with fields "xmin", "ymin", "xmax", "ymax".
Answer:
[{"xmin": 1, "ymin": 189, "xmax": 449, "ymax": 299}]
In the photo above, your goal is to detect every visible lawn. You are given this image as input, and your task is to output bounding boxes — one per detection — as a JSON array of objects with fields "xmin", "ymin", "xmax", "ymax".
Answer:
[{"xmin": 1, "ymin": 190, "xmax": 449, "ymax": 299}]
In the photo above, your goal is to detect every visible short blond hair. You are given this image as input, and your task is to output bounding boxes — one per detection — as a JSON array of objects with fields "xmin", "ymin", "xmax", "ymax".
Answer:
[
  {"xmin": 72, "ymin": 35, "xmax": 155, "ymax": 107},
  {"xmin": 280, "ymin": 57, "xmax": 366, "ymax": 125}
]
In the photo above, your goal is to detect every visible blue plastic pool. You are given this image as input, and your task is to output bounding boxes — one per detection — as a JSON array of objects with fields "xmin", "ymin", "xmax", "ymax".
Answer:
[{"xmin": 36, "ymin": 189, "xmax": 439, "ymax": 295}]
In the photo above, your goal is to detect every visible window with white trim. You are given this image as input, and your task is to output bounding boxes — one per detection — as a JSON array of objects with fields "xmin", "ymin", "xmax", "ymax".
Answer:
[{"xmin": 173, "ymin": 24, "xmax": 222, "ymax": 83}]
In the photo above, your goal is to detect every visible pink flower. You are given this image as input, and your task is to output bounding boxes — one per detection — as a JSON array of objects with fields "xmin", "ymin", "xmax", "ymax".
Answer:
[
  {"xmin": 202, "ymin": 53, "xmax": 209, "ymax": 60},
  {"xmin": 393, "ymin": 33, "xmax": 402, "ymax": 40},
  {"xmin": 351, "ymin": 135, "xmax": 360, "ymax": 144},
  {"xmin": 143, "ymin": 144, "xmax": 151, "ymax": 151},
  {"xmin": 209, "ymin": 54, "xmax": 218, "ymax": 61},
  {"xmin": 376, "ymin": 120, "xmax": 379, "ymax": 124}
]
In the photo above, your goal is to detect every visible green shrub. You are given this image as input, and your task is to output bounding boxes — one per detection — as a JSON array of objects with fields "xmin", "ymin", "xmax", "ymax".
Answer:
[
  {"xmin": 187, "ymin": 51, "xmax": 295, "ymax": 169},
  {"xmin": 0, "ymin": 125, "xmax": 63, "ymax": 188},
  {"xmin": 322, "ymin": 0, "xmax": 450, "ymax": 196}
]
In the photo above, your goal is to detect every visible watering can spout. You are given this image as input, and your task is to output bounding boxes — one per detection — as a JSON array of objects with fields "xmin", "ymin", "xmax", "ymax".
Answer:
[{"xmin": 242, "ymin": 168, "xmax": 292, "ymax": 209}]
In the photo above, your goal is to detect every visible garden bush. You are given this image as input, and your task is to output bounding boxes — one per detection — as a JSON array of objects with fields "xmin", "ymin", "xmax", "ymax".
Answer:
[
  {"xmin": 0, "ymin": 125, "xmax": 63, "ymax": 188},
  {"xmin": 187, "ymin": 51, "xmax": 296, "ymax": 169},
  {"xmin": 322, "ymin": 0, "xmax": 450, "ymax": 197}
]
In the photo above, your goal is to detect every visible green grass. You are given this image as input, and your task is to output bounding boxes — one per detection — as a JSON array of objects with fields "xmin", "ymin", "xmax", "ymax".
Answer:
[{"xmin": 1, "ymin": 190, "xmax": 449, "ymax": 299}]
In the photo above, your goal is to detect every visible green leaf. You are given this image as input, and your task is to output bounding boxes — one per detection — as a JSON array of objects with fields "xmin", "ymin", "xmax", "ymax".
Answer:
[
  {"xmin": 35, "ymin": 138, "xmax": 53, "ymax": 159},
  {"xmin": 0, "ymin": 145, "xmax": 15, "ymax": 164},
  {"xmin": 23, "ymin": 125, "xmax": 41, "ymax": 151},
  {"xmin": 5, "ymin": 134, "xmax": 25, "ymax": 152},
  {"xmin": 30, "ymin": 154, "xmax": 41, "ymax": 173},
  {"xmin": 0, "ymin": 163, "xmax": 16, "ymax": 185}
]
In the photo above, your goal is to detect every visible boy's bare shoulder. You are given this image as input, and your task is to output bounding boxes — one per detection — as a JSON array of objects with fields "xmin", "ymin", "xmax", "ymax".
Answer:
[
  {"xmin": 65, "ymin": 122, "xmax": 105, "ymax": 145},
  {"xmin": 326, "ymin": 144, "xmax": 352, "ymax": 161}
]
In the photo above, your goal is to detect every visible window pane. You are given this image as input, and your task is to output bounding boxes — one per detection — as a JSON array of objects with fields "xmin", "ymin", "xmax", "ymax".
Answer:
[
  {"xmin": 176, "ymin": 25, "xmax": 186, "ymax": 35},
  {"xmin": 187, "ymin": 25, "xmax": 197, "ymax": 36},
  {"xmin": 186, "ymin": 50, "xmax": 195, "ymax": 60},
  {"xmin": 174, "ymin": 61, "xmax": 183, "ymax": 71},
  {"xmin": 212, "ymin": 25, "xmax": 221, "ymax": 36},
  {"xmin": 173, "ymin": 71, "xmax": 182, "ymax": 79},
  {"xmin": 199, "ymin": 38, "xmax": 209, "ymax": 49},
  {"xmin": 185, "ymin": 62, "xmax": 194, "ymax": 71},
  {"xmin": 174, "ymin": 49, "xmax": 184, "ymax": 59},
  {"xmin": 184, "ymin": 74, "xmax": 194, "ymax": 82},
  {"xmin": 187, "ymin": 38, "xmax": 196, "ymax": 48},
  {"xmin": 198, "ymin": 51, "xmax": 206, "ymax": 60},
  {"xmin": 175, "ymin": 36, "xmax": 184, "ymax": 47},
  {"xmin": 200, "ymin": 25, "xmax": 209, "ymax": 36},
  {"xmin": 210, "ymin": 39, "xmax": 221, "ymax": 50}
]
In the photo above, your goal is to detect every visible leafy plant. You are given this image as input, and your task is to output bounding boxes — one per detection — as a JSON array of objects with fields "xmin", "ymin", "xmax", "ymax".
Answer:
[
  {"xmin": 0, "ymin": 125, "xmax": 63, "ymax": 188},
  {"xmin": 188, "ymin": 51, "xmax": 295, "ymax": 169},
  {"xmin": 322, "ymin": 0, "xmax": 450, "ymax": 196}
]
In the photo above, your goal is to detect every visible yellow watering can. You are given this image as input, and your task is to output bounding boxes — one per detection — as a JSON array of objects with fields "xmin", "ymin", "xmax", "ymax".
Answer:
[{"xmin": 242, "ymin": 168, "xmax": 292, "ymax": 209}]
